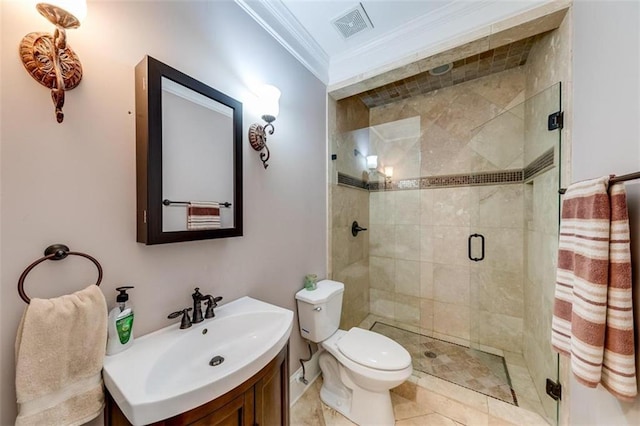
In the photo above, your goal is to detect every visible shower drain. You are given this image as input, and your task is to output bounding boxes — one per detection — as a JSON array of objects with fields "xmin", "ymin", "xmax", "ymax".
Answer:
[{"xmin": 424, "ymin": 351, "xmax": 438, "ymax": 359}]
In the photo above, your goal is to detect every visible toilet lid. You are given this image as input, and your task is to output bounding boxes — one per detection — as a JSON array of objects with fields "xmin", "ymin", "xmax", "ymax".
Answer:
[{"xmin": 337, "ymin": 328, "xmax": 411, "ymax": 371}]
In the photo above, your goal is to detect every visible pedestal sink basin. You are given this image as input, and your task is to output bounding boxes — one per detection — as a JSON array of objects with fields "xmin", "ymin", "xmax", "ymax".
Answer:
[{"xmin": 103, "ymin": 296, "xmax": 293, "ymax": 425}]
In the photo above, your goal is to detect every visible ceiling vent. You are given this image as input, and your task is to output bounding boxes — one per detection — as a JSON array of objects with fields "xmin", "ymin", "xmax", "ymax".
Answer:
[{"xmin": 331, "ymin": 3, "xmax": 374, "ymax": 39}]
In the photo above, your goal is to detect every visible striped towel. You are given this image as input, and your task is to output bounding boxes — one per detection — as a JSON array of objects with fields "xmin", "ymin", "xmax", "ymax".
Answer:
[
  {"xmin": 601, "ymin": 183, "xmax": 636, "ymax": 400},
  {"xmin": 187, "ymin": 201, "xmax": 221, "ymax": 230},
  {"xmin": 551, "ymin": 177, "xmax": 637, "ymax": 401}
]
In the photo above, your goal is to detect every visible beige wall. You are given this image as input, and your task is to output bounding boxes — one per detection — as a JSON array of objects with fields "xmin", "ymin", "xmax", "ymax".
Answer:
[
  {"xmin": 329, "ymin": 97, "xmax": 371, "ymax": 329},
  {"xmin": 0, "ymin": 1, "xmax": 327, "ymax": 423},
  {"xmin": 570, "ymin": 1, "xmax": 640, "ymax": 424},
  {"xmin": 367, "ymin": 68, "xmax": 527, "ymax": 350},
  {"xmin": 331, "ymin": 184, "xmax": 370, "ymax": 329},
  {"xmin": 522, "ymin": 10, "xmax": 573, "ymax": 423},
  {"xmin": 337, "ymin": 96, "xmax": 370, "ymax": 134}
]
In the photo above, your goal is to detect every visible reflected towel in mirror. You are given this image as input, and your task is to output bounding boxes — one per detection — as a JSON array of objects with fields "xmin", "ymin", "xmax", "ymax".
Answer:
[{"xmin": 187, "ymin": 201, "xmax": 221, "ymax": 230}]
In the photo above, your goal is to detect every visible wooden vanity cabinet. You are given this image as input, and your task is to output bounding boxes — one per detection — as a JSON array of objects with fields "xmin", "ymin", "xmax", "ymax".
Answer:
[{"xmin": 105, "ymin": 343, "xmax": 289, "ymax": 426}]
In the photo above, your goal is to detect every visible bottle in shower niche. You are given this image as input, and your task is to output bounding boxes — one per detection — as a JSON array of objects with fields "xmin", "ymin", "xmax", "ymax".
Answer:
[{"xmin": 106, "ymin": 286, "xmax": 135, "ymax": 355}]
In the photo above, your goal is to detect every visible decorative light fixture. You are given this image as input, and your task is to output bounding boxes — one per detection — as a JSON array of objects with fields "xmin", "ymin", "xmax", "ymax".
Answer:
[
  {"xmin": 384, "ymin": 166, "xmax": 393, "ymax": 186},
  {"xmin": 19, "ymin": 0, "xmax": 86, "ymax": 123},
  {"xmin": 366, "ymin": 155, "xmax": 378, "ymax": 170},
  {"xmin": 248, "ymin": 85, "xmax": 281, "ymax": 169}
]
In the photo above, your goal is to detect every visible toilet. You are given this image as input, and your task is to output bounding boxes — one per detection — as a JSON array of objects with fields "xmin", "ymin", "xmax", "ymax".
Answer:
[{"xmin": 295, "ymin": 280, "xmax": 412, "ymax": 426}]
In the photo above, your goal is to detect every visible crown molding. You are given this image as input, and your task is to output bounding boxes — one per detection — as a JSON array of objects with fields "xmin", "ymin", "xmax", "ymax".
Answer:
[
  {"xmin": 236, "ymin": 0, "xmax": 556, "ymax": 88},
  {"xmin": 234, "ymin": 0, "xmax": 330, "ymax": 84}
]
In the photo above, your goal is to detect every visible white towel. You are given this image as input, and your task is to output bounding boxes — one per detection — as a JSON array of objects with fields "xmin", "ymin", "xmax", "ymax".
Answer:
[
  {"xmin": 15, "ymin": 284, "xmax": 108, "ymax": 425},
  {"xmin": 187, "ymin": 201, "xmax": 221, "ymax": 230}
]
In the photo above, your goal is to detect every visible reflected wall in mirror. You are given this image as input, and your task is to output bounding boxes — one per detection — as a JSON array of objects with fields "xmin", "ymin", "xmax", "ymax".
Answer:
[{"xmin": 136, "ymin": 56, "xmax": 243, "ymax": 245}]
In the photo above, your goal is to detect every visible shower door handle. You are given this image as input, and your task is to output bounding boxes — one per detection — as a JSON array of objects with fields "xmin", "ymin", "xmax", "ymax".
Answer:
[{"xmin": 468, "ymin": 233, "xmax": 485, "ymax": 262}]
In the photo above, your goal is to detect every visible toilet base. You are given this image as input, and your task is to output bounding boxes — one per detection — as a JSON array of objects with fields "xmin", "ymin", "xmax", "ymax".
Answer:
[{"xmin": 318, "ymin": 352, "xmax": 396, "ymax": 426}]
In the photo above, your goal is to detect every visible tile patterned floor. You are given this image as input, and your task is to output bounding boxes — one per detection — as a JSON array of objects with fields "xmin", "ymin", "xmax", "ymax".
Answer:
[
  {"xmin": 291, "ymin": 375, "xmax": 552, "ymax": 426},
  {"xmin": 359, "ymin": 315, "xmax": 552, "ymax": 423},
  {"xmin": 371, "ymin": 322, "xmax": 517, "ymax": 405}
]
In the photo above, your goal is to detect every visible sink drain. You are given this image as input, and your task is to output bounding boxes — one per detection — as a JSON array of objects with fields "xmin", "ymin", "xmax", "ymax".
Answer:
[
  {"xmin": 424, "ymin": 351, "xmax": 438, "ymax": 359},
  {"xmin": 209, "ymin": 356, "xmax": 224, "ymax": 366}
]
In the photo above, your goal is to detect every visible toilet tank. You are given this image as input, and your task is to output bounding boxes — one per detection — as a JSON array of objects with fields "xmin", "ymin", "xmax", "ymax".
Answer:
[{"xmin": 295, "ymin": 280, "xmax": 344, "ymax": 343}]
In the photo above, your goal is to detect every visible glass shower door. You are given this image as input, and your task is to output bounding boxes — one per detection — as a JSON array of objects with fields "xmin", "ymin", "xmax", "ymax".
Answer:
[{"xmin": 468, "ymin": 83, "xmax": 562, "ymax": 424}]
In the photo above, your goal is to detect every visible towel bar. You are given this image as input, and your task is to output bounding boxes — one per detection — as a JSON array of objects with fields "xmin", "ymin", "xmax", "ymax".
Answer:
[
  {"xmin": 559, "ymin": 171, "xmax": 640, "ymax": 194},
  {"xmin": 17, "ymin": 244, "xmax": 103, "ymax": 303},
  {"xmin": 162, "ymin": 199, "xmax": 232, "ymax": 208},
  {"xmin": 162, "ymin": 198, "xmax": 231, "ymax": 208}
]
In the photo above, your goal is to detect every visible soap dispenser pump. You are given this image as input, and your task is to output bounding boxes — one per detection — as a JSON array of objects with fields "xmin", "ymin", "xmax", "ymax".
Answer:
[{"xmin": 106, "ymin": 286, "xmax": 135, "ymax": 355}]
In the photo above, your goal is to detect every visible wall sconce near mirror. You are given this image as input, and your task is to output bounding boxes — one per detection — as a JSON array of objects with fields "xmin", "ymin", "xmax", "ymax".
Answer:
[
  {"xmin": 384, "ymin": 166, "xmax": 393, "ymax": 187},
  {"xmin": 366, "ymin": 155, "xmax": 378, "ymax": 170},
  {"xmin": 248, "ymin": 85, "xmax": 281, "ymax": 169},
  {"xmin": 19, "ymin": 0, "xmax": 86, "ymax": 123}
]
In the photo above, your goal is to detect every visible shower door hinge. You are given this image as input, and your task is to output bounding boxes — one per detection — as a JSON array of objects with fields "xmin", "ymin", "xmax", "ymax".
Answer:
[
  {"xmin": 546, "ymin": 378, "xmax": 562, "ymax": 401},
  {"xmin": 548, "ymin": 111, "xmax": 564, "ymax": 131}
]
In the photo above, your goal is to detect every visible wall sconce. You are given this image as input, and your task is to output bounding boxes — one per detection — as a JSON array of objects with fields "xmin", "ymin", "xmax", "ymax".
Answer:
[
  {"xmin": 19, "ymin": 0, "xmax": 86, "ymax": 123},
  {"xmin": 366, "ymin": 155, "xmax": 378, "ymax": 170},
  {"xmin": 384, "ymin": 166, "xmax": 393, "ymax": 185},
  {"xmin": 248, "ymin": 85, "xmax": 281, "ymax": 169}
]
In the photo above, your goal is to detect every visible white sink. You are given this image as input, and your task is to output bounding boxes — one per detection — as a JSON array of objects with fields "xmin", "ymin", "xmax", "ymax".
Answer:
[{"xmin": 103, "ymin": 296, "xmax": 293, "ymax": 425}]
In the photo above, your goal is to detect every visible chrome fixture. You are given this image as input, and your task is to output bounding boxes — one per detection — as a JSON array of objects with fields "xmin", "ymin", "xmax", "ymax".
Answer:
[
  {"xmin": 19, "ymin": 0, "xmax": 86, "ymax": 123},
  {"xmin": 428, "ymin": 63, "xmax": 453, "ymax": 76},
  {"xmin": 248, "ymin": 85, "xmax": 281, "ymax": 169}
]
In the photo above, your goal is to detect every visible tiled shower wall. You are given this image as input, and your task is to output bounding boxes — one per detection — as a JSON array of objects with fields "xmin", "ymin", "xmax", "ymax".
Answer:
[
  {"xmin": 522, "ymin": 11, "xmax": 572, "ymax": 422},
  {"xmin": 329, "ymin": 18, "xmax": 569, "ymax": 422},
  {"xmin": 367, "ymin": 68, "xmax": 527, "ymax": 352},
  {"xmin": 331, "ymin": 185, "xmax": 370, "ymax": 329},
  {"xmin": 329, "ymin": 96, "xmax": 371, "ymax": 329}
]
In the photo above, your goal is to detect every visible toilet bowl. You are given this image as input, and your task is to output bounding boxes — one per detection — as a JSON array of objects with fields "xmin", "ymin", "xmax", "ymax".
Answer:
[
  {"xmin": 319, "ymin": 328, "xmax": 412, "ymax": 425},
  {"xmin": 295, "ymin": 280, "xmax": 412, "ymax": 426}
]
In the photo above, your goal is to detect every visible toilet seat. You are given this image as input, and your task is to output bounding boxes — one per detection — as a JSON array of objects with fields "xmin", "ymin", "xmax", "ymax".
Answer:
[
  {"xmin": 337, "ymin": 327, "xmax": 411, "ymax": 371},
  {"xmin": 322, "ymin": 328, "xmax": 412, "ymax": 379}
]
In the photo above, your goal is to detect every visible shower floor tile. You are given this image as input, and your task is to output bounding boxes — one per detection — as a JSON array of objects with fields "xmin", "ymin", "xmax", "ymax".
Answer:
[{"xmin": 371, "ymin": 322, "xmax": 518, "ymax": 406}]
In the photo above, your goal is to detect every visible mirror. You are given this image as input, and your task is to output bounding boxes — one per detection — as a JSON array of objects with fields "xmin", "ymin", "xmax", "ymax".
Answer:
[{"xmin": 135, "ymin": 56, "xmax": 243, "ymax": 245}]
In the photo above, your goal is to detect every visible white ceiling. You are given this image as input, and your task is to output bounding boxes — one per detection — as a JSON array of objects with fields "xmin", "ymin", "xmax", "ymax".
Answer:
[
  {"xmin": 281, "ymin": 0, "xmax": 454, "ymax": 57},
  {"xmin": 235, "ymin": 0, "xmax": 550, "ymax": 88}
]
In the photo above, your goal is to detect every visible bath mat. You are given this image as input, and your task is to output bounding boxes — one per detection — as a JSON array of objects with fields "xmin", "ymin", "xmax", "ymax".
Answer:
[{"xmin": 370, "ymin": 322, "xmax": 517, "ymax": 405}]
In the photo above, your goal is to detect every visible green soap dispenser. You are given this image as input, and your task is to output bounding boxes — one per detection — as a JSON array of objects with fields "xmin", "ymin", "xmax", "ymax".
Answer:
[{"xmin": 106, "ymin": 286, "xmax": 135, "ymax": 355}]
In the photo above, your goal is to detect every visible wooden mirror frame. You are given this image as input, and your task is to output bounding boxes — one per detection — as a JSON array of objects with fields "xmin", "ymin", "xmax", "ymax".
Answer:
[{"xmin": 135, "ymin": 56, "xmax": 243, "ymax": 245}]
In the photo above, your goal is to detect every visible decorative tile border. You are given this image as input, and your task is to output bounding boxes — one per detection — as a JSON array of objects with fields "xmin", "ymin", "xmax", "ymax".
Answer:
[
  {"xmin": 524, "ymin": 147, "xmax": 554, "ymax": 181},
  {"xmin": 338, "ymin": 149, "xmax": 553, "ymax": 192},
  {"xmin": 337, "ymin": 172, "xmax": 368, "ymax": 190},
  {"xmin": 369, "ymin": 170, "xmax": 523, "ymax": 192}
]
